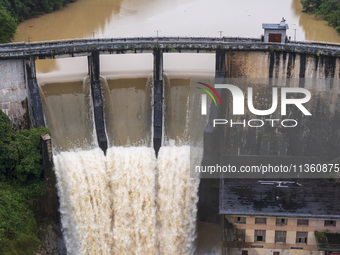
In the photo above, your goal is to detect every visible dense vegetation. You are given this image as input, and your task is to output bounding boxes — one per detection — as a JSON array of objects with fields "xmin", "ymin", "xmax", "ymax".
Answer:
[
  {"xmin": 0, "ymin": 110, "xmax": 50, "ymax": 254},
  {"xmin": 0, "ymin": 0, "xmax": 77, "ymax": 43},
  {"xmin": 301, "ymin": 0, "xmax": 340, "ymax": 34}
]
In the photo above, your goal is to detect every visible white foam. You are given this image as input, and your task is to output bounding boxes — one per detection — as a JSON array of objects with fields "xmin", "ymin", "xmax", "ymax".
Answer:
[{"xmin": 53, "ymin": 145, "xmax": 199, "ymax": 254}]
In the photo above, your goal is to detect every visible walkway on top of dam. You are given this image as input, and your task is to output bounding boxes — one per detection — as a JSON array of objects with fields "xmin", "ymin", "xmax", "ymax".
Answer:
[{"xmin": 0, "ymin": 37, "xmax": 340, "ymax": 59}]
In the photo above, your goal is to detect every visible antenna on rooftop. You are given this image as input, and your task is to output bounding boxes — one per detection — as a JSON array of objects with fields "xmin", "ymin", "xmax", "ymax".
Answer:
[{"xmin": 258, "ymin": 180, "xmax": 296, "ymax": 188}]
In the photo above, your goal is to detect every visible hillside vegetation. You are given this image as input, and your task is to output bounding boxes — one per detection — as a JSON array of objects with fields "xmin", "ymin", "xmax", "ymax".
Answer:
[
  {"xmin": 0, "ymin": 0, "xmax": 77, "ymax": 43},
  {"xmin": 0, "ymin": 110, "xmax": 50, "ymax": 254},
  {"xmin": 301, "ymin": 0, "xmax": 340, "ymax": 34}
]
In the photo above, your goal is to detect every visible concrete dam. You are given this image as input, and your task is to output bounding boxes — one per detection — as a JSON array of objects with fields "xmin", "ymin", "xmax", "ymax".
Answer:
[
  {"xmin": 1, "ymin": 37, "xmax": 340, "ymax": 147},
  {"xmin": 0, "ymin": 37, "xmax": 340, "ymax": 254}
]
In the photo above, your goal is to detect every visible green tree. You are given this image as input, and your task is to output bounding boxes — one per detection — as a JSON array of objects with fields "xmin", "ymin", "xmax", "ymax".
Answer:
[
  {"xmin": 0, "ymin": 0, "xmax": 78, "ymax": 42},
  {"xmin": 0, "ymin": 110, "xmax": 50, "ymax": 184},
  {"xmin": 0, "ymin": 110, "xmax": 50, "ymax": 254},
  {"xmin": 0, "ymin": 183, "xmax": 40, "ymax": 255},
  {"xmin": 0, "ymin": 8, "xmax": 17, "ymax": 43},
  {"xmin": 301, "ymin": 0, "xmax": 323, "ymax": 12},
  {"xmin": 0, "ymin": 110, "xmax": 15, "ymax": 179}
]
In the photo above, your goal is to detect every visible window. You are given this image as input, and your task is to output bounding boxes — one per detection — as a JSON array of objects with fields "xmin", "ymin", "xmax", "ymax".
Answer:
[
  {"xmin": 296, "ymin": 232, "xmax": 308, "ymax": 244},
  {"xmin": 242, "ymin": 250, "xmax": 248, "ymax": 255},
  {"xmin": 324, "ymin": 220, "xmax": 336, "ymax": 227},
  {"xmin": 275, "ymin": 231, "xmax": 287, "ymax": 243},
  {"xmin": 235, "ymin": 217, "xmax": 246, "ymax": 224},
  {"xmin": 273, "ymin": 252, "xmax": 280, "ymax": 255},
  {"xmin": 255, "ymin": 217, "xmax": 267, "ymax": 224},
  {"xmin": 276, "ymin": 218, "xmax": 288, "ymax": 226},
  {"xmin": 254, "ymin": 230, "xmax": 266, "ymax": 242},
  {"xmin": 297, "ymin": 219, "xmax": 309, "ymax": 226},
  {"xmin": 234, "ymin": 229, "xmax": 245, "ymax": 241}
]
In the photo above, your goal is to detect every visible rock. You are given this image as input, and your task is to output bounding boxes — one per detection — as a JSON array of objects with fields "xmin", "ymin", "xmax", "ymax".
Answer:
[{"xmin": 36, "ymin": 223, "xmax": 67, "ymax": 255}]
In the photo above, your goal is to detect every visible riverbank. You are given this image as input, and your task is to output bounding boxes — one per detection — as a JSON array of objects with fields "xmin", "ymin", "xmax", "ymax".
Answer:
[{"xmin": 301, "ymin": 0, "xmax": 340, "ymax": 34}]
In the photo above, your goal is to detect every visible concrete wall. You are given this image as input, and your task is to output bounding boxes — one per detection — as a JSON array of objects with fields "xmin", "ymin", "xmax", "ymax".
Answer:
[
  {"xmin": 223, "ymin": 215, "xmax": 340, "ymax": 255},
  {"xmin": 213, "ymin": 51, "xmax": 340, "ymax": 160},
  {"xmin": 0, "ymin": 59, "xmax": 29, "ymax": 130},
  {"xmin": 226, "ymin": 247, "xmax": 320, "ymax": 255},
  {"xmin": 225, "ymin": 51, "xmax": 340, "ymax": 81},
  {"xmin": 264, "ymin": 29, "xmax": 287, "ymax": 43}
]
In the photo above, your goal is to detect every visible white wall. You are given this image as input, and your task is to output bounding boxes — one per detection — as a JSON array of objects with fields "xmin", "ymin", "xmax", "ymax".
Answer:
[
  {"xmin": 264, "ymin": 29, "xmax": 287, "ymax": 43},
  {"xmin": 0, "ymin": 59, "xmax": 29, "ymax": 129}
]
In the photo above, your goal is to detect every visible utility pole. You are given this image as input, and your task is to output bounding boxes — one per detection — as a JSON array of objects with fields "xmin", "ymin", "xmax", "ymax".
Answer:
[
  {"xmin": 290, "ymin": 24, "xmax": 297, "ymax": 42},
  {"xmin": 155, "ymin": 30, "xmax": 161, "ymax": 38}
]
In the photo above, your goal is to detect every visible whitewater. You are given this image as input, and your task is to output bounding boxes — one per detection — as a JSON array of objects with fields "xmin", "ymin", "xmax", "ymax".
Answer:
[{"xmin": 53, "ymin": 145, "xmax": 199, "ymax": 255}]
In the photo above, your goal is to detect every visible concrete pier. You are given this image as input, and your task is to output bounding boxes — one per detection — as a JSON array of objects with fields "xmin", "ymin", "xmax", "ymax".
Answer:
[
  {"xmin": 88, "ymin": 51, "xmax": 108, "ymax": 154},
  {"xmin": 25, "ymin": 57, "xmax": 45, "ymax": 128},
  {"xmin": 153, "ymin": 49, "xmax": 163, "ymax": 156},
  {"xmin": 40, "ymin": 134, "xmax": 60, "ymax": 222},
  {"xmin": 215, "ymin": 49, "xmax": 226, "ymax": 79}
]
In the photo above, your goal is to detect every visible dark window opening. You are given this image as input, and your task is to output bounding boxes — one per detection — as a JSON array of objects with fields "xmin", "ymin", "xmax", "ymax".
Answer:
[
  {"xmin": 255, "ymin": 217, "xmax": 267, "ymax": 224},
  {"xmin": 255, "ymin": 230, "xmax": 266, "ymax": 242},
  {"xmin": 296, "ymin": 232, "xmax": 308, "ymax": 244},
  {"xmin": 275, "ymin": 231, "xmax": 287, "ymax": 243},
  {"xmin": 276, "ymin": 218, "xmax": 288, "ymax": 226},
  {"xmin": 297, "ymin": 219, "xmax": 309, "ymax": 226},
  {"xmin": 324, "ymin": 220, "xmax": 336, "ymax": 227},
  {"xmin": 235, "ymin": 217, "xmax": 246, "ymax": 224}
]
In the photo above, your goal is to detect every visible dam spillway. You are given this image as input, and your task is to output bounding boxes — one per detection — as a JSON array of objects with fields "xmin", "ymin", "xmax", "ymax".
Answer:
[{"xmin": 0, "ymin": 37, "xmax": 340, "ymax": 254}]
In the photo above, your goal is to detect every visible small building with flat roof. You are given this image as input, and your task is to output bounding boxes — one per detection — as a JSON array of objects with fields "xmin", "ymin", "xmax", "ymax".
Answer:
[
  {"xmin": 220, "ymin": 179, "xmax": 340, "ymax": 255},
  {"xmin": 262, "ymin": 18, "xmax": 289, "ymax": 43}
]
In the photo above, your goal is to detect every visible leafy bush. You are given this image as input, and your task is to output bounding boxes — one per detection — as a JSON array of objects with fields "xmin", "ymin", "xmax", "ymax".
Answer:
[
  {"xmin": 0, "ymin": 110, "xmax": 50, "ymax": 184},
  {"xmin": 0, "ymin": 183, "xmax": 40, "ymax": 255},
  {"xmin": 0, "ymin": 110, "xmax": 50, "ymax": 254},
  {"xmin": 0, "ymin": 8, "xmax": 16, "ymax": 43}
]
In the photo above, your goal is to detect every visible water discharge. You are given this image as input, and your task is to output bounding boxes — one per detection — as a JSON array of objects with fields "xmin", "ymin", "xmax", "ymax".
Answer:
[
  {"xmin": 38, "ymin": 60, "xmax": 212, "ymax": 253},
  {"xmin": 106, "ymin": 147, "xmax": 157, "ymax": 255},
  {"xmin": 157, "ymin": 146, "xmax": 200, "ymax": 255},
  {"xmin": 53, "ymin": 145, "xmax": 199, "ymax": 254},
  {"xmin": 40, "ymin": 78, "xmax": 96, "ymax": 152},
  {"xmin": 54, "ymin": 149, "xmax": 114, "ymax": 255},
  {"xmin": 102, "ymin": 77, "xmax": 153, "ymax": 147}
]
